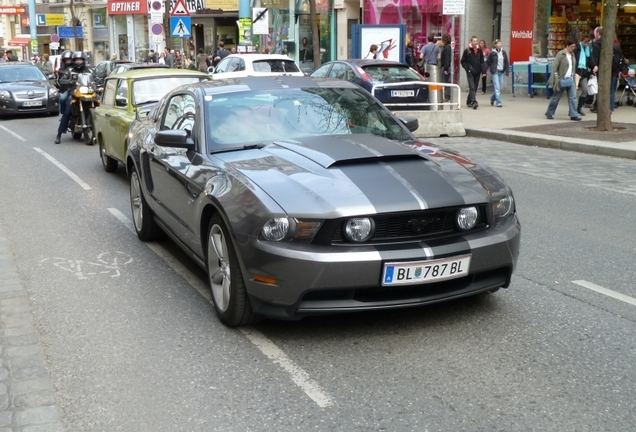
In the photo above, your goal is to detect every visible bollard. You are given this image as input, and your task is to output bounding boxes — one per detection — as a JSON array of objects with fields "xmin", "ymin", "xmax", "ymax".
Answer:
[{"xmin": 425, "ymin": 64, "xmax": 438, "ymax": 111}]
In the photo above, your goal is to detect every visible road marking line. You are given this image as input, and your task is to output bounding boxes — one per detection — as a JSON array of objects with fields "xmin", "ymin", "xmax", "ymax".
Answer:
[
  {"xmin": 33, "ymin": 147, "xmax": 91, "ymax": 190},
  {"xmin": 107, "ymin": 208, "xmax": 211, "ymax": 301},
  {"xmin": 572, "ymin": 280, "xmax": 636, "ymax": 307},
  {"xmin": 108, "ymin": 207, "xmax": 335, "ymax": 408},
  {"xmin": 0, "ymin": 125, "xmax": 26, "ymax": 141},
  {"xmin": 239, "ymin": 327, "xmax": 334, "ymax": 408}
]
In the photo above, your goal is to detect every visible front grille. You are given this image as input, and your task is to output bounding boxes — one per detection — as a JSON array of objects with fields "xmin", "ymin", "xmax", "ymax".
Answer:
[
  {"xmin": 15, "ymin": 91, "xmax": 46, "ymax": 100},
  {"xmin": 323, "ymin": 206, "xmax": 487, "ymax": 245}
]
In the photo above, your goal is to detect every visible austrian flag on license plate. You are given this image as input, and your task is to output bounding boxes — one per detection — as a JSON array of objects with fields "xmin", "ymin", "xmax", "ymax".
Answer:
[{"xmin": 382, "ymin": 255, "xmax": 471, "ymax": 286}]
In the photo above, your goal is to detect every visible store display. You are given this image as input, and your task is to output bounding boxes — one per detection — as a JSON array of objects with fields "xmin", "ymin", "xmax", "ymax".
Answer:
[{"xmin": 548, "ymin": 17, "xmax": 567, "ymax": 58}]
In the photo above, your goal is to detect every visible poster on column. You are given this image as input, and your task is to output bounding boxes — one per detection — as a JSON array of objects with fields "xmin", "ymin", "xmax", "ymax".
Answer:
[
  {"xmin": 351, "ymin": 25, "xmax": 404, "ymax": 63},
  {"xmin": 551, "ymin": 0, "xmax": 579, "ymax": 22},
  {"xmin": 298, "ymin": 14, "xmax": 314, "ymax": 74}
]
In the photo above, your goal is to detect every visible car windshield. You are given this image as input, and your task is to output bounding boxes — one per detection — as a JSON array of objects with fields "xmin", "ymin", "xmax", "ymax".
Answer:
[
  {"xmin": 362, "ymin": 65, "xmax": 422, "ymax": 83},
  {"xmin": 253, "ymin": 60, "xmax": 300, "ymax": 73},
  {"xmin": 133, "ymin": 76, "xmax": 206, "ymax": 105},
  {"xmin": 205, "ymin": 87, "xmax": 412, "ymax": 147},
  {"xmin": 0, "ymin": 66, "xmax": 47, "ymax": 83}
]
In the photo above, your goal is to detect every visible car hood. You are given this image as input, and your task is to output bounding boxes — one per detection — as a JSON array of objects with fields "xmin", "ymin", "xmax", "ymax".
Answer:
[
  {"xmin": 216, "ymin": 134, "xmax": 509, "ymax": 217},
  {"xmin": 0, "ymin": 81, "xmax": 51, "ymax": 91}
]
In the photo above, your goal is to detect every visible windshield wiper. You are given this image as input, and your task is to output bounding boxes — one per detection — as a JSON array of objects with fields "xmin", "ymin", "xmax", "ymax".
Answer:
[{"xmin": 210, "ymin": 143, "xmax": 265, "ymax": 154}]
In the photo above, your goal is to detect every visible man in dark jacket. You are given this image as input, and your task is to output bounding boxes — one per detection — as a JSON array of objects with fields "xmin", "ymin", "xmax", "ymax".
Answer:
[
  {"xmin": 588, "ymin": 27, "xmax": 602, "ymax": 112},
  {"xmin": 460, "ymin": 36, "xmax": 483, "ymax": 109},
  {"xmin": 5, "ymin": 50, "xmax": 18, "ymax": 61},
  {"xmin": 212, "ymin": 41, "xmax": 229, "ymax": 67}
]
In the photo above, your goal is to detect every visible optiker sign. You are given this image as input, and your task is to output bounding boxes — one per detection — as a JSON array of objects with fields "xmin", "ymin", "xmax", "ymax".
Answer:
[{"xmin": 512, "ymin": 31, "xmax": 533, "ymax": 39}]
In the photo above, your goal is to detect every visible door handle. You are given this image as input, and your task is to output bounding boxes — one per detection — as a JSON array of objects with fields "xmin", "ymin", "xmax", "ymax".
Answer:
[{"xmin": 104, "ymin": 113, "xmax": 112, "ymax": 118}]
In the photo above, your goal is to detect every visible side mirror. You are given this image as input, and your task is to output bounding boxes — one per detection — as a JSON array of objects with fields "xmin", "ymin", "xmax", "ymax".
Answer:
[
  {"xmin": 115, "ymin": 97, "xmax": 127, "ymax": 107},
  {"xmin": 154, "ymin": 130, "xmax": 195, "ymax": 151},
  {"xmin": 207, "ymin": 66, "xmax": 215, "ymax": 74},
  {"xmin": 398, "ymin": 116, "xmax": 419, "ymax": 132}
]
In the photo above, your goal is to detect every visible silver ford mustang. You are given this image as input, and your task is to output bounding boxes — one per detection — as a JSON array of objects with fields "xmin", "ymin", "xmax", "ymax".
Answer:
[{"xmin": 126, "ymin": 77, "xmax": 520, "ymax": 326}]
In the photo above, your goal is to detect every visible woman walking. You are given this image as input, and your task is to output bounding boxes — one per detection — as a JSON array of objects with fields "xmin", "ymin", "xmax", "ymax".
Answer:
[
  {"xmin": 486, "ymin": 39, "xmax": 509, "ymax": 107},
  {"xmin": 573, "ymin": 33, "xmax": 592, "ymax": 116},
  {"xmin": 479, "ymin": 39, "xmax": 490, "ymax": 94},
  {"xmin": 545, "ymin": 36, "xmax": 582, "ymax": 121}
]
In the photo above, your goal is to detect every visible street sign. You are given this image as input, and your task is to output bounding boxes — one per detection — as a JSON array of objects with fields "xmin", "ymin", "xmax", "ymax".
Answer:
[
  {"xmin": 170, "ymin": 17, "xmax": 191, "ymax": 37},
  {"xmin": 46, "ymin": 14, "xmax": 65, "ymax": 26},
  {"xmin": 50, "ymin": 42, "xmax": 60, "ymax": 50},
  {"xmin": 0, "ymin": 6, "xmax": 26, "ymax": 14},
  {"xmin": 50, "ymin": 34, "xmax": 60, "ymax": 42},
  {"xmin": 170, "ymin": 0, "xmax": 190, "ymax": 17},
  {"xmin": 442, "ymin": 0, "xmax": 465, "ymax": 15},
  {"xmin": 58, "ymin": 26, "xmax": 84, "ymax": 39},
  {"xmin": 151, "ymin": 0, "xmax": 164, "ymax": 13},
  {"xmin": 252, "ymin": 8, "xmax": 268, "ymax": 35},
  {"xmin": 151, "ymin": 23, "xmax": 163, "ymax": 36},
  {"xmin": 37, "ymin": 14, "xmax": 46, "ymax": 27}
]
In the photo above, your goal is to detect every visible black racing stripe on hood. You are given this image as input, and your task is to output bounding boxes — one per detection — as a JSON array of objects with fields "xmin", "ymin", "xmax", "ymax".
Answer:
[
  {"xmin": 385, "ymin": 159, "xmax": 467, "ymax": 209},
  {"xmin": 337, "ymin": 162, "xmax": 425, "ymax": 213}
]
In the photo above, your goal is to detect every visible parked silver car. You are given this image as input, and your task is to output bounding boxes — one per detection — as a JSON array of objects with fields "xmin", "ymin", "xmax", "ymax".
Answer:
[{"xmin": 126, "ymin": 76, "xmax": 521, "ymax": 326}]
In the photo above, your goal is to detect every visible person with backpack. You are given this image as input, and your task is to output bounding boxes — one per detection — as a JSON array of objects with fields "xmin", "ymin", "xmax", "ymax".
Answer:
[{"xmin": 212, "ymin": 41, "xmax": 229, "ymax": 67}]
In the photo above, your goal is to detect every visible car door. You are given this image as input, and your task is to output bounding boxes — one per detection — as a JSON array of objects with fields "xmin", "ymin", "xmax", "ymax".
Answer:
[
  {"xmin": 108, "ymin": 78, "xmax": 131, "ymax": 162},
  {"xmin": 211, "ymin": 57, "xmax": 232, "ymax": 79},
  {"xmin": 94, "ymin": 79, "xmax": 120, "ymax": 158},
  {"xmin": 147, "ymin": 92, "xmax": 199, "ymax": 241}
]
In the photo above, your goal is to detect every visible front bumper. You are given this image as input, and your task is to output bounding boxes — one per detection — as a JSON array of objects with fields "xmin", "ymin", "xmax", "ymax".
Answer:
[
  {"xmin": 0, "ymin": 95, "xmax": 59, "ymax": 115},
  {"xmin": 240, "ymin": 214, "xmax": 521, "ymax": 319}
]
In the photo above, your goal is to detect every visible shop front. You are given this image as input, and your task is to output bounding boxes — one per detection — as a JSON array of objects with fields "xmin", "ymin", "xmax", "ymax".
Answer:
[
  {"xmin": 92, "ymin": 8, "xmax": 110, "ymax": 64},
  {"xmin": 107, "ymin": 0, "xmax": 150, "ymax": 62},
  {"xmin": 362, "ymin": 0, "xmax": 461, "ymax": 84}
]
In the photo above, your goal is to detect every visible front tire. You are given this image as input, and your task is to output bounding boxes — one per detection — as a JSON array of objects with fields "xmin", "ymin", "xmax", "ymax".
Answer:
[
  {"xmin": 99, "ymin": 138, "xmax": 118, "ymax": 172},
  {"xmin": 207, "ymin": 215, "xmax": 261, "ymax": 326},
  {"xmin": 84, "ymin": 109, "xmax": 95, "ymax": 145},
  {"xmin": 129, "ymin": 166, "xmax": 159, "ymax": 241}
]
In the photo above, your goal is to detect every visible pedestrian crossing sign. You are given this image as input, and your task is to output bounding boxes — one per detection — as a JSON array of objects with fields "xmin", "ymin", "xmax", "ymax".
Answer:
[{"xmin": 170, "ymin": 16, "xmax": 191, "ymax": 37}]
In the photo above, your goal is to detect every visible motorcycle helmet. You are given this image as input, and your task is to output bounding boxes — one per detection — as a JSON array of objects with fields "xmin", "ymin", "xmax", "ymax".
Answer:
[
  {"xmin": 61, "ymin": 50, "xmax": 73, "ymax": 64},
  {"xmin": 72, "ymin": 51, "xmax": 87, "ymax": 67}
]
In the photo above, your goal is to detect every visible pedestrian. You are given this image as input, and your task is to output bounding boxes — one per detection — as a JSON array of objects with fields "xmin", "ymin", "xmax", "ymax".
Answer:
[
  {"xmin": 440, "ymin": 33, "xmax": 452, "ymax": 102},
  {"xmin": 212, "ymin": 41, "xmax": 229, "ymax": 67},
  {"xmin": 573, "ymin": 33, "xmax": 592, "ymax": 116},
  {"xmin": 165, "ymin": 48, "xmax": 175, "ymax": 68},
  {"xmin": 405, "ymin": 41, "xmax": 416, "ymax": 69},
  {"xmin": 5, "ymin": 50, "xmax": 18, "ymax": 62},
  {"xmin": 479, "ymin": 39, "xmax": 491, "ymax": 94},
  {"xmin": 196, "ymin": 48, "xmax": 209, "ymax": 72},
  {"xmin": 588, "ymin": 27, "xmax": 602, "ymax": 112},
  {"xmin": 419, "ymin": 33, "xmax": 440, "ymax": 76},
  {"xmin": 609, "ymin": 42, "xmax": 625, "ymax": 111},
  {"xmin": 365, "ymin": 44, "xmax": 379, "ymax": 59},
  {"xmin": 40, "ymin": 53, "xmax": 54, "ymax": 77},
  {"xmin": 230, "ymin": 47, "xmax": 237, "ymax": 54},
  {"xmin": 144, "ymin": 50, "xmax": 157, "ymax": 63},
  {"xmin": 174, "ymin": 50, "xmax": 182, "ymax": 69},
  {"xmin": 545, "ymin": 36, "xmax": 581, "ymax": 121},
  {"xmin": 460, "ymin": 35, "xmax": 484, "ymax": 109},
  {"xmin": 486, "ymin": 39, "xmax": 509, "ymax": 108},
  {"xmin": 0, "ymin": 50, "xmax": 5, "ymax": 62},
  {"xmin": 110, "ymin": 53, "xmax": 117, "ymax": 61}
]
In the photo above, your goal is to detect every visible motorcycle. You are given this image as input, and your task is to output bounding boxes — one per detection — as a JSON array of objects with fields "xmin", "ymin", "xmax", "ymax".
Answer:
[{"xmin": 69, "ymin": 72, "xmax": 99, "ymax": 145}]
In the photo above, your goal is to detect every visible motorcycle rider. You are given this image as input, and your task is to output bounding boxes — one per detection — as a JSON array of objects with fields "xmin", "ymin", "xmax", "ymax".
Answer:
[
  {"xmin": 54, "ymin": 51, "xmax": 74, "ymax": 144},
  {"xmin": 55, "ymin": 52, "xmax": 90, "ymax": 144}
]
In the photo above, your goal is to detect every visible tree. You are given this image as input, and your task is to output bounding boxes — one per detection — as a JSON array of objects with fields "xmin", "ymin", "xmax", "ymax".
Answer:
[
  {"xmin": 309, "ymin": 0, "xmax": 321, "ymax": 69},
  {"xmin": 69, "ymin": 0, "xmax": 81, "ymax": 52},
  {"xmin": 596, "ymin": 1, "xmax": 618, "ymax": 131}
]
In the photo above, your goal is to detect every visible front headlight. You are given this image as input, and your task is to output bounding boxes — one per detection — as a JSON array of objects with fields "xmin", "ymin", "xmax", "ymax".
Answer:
[
  {"xmin": 456, "ymin": 207, "xmax": 478, "ymax": 230},
  {"xmin": 0, "ymin": 90, "xmax": 10, "ymax": 99},
  {"xmin": 49, "ymin": 88, "xmax": 59, "ymax": 97},
  {"xmin": 79, "ymin": 86, "xmax": 90, "ymax": 94},
  {"xmin": 492, "ymin": 192, "xmax": 514, "ymax": 219},
  {"xmin": 343, "ymin": 217, "xmax": 374, "ymax": 243},
  {"xmin": 261, "ymin": 218, "xmax": 290, "ymax": 241}
]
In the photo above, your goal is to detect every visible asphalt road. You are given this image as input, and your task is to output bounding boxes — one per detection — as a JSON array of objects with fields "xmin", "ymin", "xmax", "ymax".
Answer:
[{"xmin": 0, "ymin": 115, "xmax": 635, "ymax": 431}]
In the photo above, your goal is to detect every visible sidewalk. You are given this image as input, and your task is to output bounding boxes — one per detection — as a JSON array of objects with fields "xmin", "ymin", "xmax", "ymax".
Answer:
[{"xmin": 458, "ymin": 89, "xmax": 636, "ymax": 160}]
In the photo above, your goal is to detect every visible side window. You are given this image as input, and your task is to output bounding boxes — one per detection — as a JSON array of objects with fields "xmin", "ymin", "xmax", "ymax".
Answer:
[
  {"xmin": 161, "ymin": 94, "xmax": 197, "ymax": 136},
  {"xmin": 95, "ymin": 63, "xmax": 107, "ymax": 77},
  {"xmin": 311, "ymin": 64, "xmax": 331, "ymax": 78},
  {"xmin": 115, "ymin": 79, "xmax": 128, "ymax": 107},
  {"xmin": 102, "ymin": 79, "xmax": 117, "ymax": 107},
  {"xmin": 215, "ymin": 57, "xmax": 231, "ymax": 73},
  {"xmin": 228, "ymin": 58, "xmax": 240, "ymax": 72},
  {"xmin": 328, "ymin": 63, "xmax": 347, "ymax": 79},
  {"xmin": 236, "ymin": 58, "xmax": 246, "ymax": 72},
  {"xmin": 344, "ymin": 67, "xmax": 355, "ymax": 82}
]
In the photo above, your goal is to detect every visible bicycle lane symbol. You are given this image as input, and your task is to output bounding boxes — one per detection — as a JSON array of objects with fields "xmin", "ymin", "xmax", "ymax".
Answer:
[{"xmin": 39, "ymin": 251, "xmax": 133, "ymax": 280}]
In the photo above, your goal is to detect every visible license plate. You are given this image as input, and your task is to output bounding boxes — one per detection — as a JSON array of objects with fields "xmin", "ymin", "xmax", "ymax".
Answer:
[
  {"xmin": 390, "ymin": 90, "xmax": 415, "ymax": 98},
  {"xmin": 23, "ymin": 101, "xmax": 42, "ymax": 107},
  {"xmin": 382, "ymin": 255, "xmax": 471, "ymax": 286}
]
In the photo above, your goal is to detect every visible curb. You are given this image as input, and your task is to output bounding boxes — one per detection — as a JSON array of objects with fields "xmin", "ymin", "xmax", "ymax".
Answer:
[{"xmin": 465, "ymin": 128, "xmax": 636, "ymax": 160}]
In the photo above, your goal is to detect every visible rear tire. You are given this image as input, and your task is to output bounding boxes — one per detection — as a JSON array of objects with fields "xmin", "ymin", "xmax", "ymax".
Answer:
[
  {"xmin": 72, "ymin": 132, "xmax": 82, "ymax": 139},
  {"xmin": 129, "ymin": 166, "xmax": 159, "ymax": 241},
  {"xmin": 207, "ymin": 214, "xmax": 262, "ymax": 326},
  {"xmin": 99, "ymin": 138, "xmax": 118, "ymax": 172}
]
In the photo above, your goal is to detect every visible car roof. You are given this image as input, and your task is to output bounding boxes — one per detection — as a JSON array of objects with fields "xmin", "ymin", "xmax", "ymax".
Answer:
[
  {"xmin": 0, "ymin": 62, "xmax": 39, "ymax": 67},
  {"xmin": 116, "ymin": 63, "xmax": 169, "ymax": 69},
  {"xmin": 225, "ymin": 54, "xmax": 296, "ymax": 62},
  {"xmin": 196, "ymin": 76, "xmax": 359, "ymax": 95},
  {"xmin": 330, "ymin": 59, "xmax": 409, "ymax": 67},
  {"xmin": 107, "ymin": 68, "xmax": 210, "ymax": 80}
]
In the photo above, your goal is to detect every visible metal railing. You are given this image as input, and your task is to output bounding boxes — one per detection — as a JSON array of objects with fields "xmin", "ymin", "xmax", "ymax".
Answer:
[{"xmin": 370, "ymin": 81, "xmax": 462, "ymax": 111}]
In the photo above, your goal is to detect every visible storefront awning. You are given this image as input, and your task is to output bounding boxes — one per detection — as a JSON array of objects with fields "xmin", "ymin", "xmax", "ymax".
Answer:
[{"xmin": 6, "ymin": 37, "xmax": 31, "ymax": 46}]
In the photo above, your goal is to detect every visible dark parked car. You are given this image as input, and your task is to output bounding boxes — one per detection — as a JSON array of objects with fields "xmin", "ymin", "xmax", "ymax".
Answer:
[
  {"xmin": 311, "ymin": 59, "xmax": 430, "ymax": 110},
  {"xmin": 92, "ymin": 60, "xmax": 132, "ymax": 86},
  {"xmin": 0, "ymin": 62, "xmax": 60, "ymax": 117},
  {"xmin": 126, "ymin": 76, "xmax": 520, "ymax": 326}
]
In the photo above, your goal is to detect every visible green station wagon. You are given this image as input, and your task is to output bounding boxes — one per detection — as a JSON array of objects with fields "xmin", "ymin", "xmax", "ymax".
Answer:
[{"xmin": 95, "ymin": 69, "xmax": 210, "ymax": 172}]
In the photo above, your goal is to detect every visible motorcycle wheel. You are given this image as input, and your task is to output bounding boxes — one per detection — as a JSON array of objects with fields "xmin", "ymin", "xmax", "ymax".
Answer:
[
  {"xmin": 72, "ymin": 132, "xmax": 82, "ymax": 139},
  {"xmin": 84, "ymin": 108, "xmax": 95, "ymax": 146}
]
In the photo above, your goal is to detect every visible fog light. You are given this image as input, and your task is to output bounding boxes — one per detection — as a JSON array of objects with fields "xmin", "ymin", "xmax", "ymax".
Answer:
[{"xmin": 457, "ymin": 207, "xmax": 478, "ymax": 230}]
